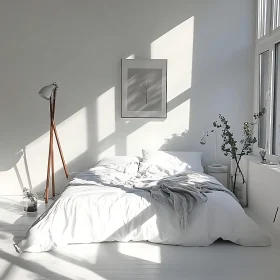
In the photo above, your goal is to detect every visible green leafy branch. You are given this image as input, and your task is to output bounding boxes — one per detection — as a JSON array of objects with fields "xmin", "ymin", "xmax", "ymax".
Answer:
[{"xmin": 212, "ymin": 108, "xmax": 266, "ymax": 193}]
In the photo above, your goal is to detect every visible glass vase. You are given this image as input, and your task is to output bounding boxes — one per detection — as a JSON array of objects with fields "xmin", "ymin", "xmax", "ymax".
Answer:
[
  {"xmin": 23, "ymin": 191, "xmax": 38, "ymax": 212},
  {"xmin": 230, "ymin": 159, "xmax": 247, "ymax": 207}
]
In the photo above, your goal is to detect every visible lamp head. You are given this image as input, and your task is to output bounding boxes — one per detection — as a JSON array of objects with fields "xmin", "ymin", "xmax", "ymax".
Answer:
[{"xmin": 38, "ymin": 83, "xmax": 58, "ymax": 100}]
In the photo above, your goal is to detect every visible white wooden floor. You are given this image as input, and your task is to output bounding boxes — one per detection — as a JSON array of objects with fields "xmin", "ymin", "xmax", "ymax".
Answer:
[{"xmin": 0, "ymin": 196, "xmax": 280, "ymax": 280}]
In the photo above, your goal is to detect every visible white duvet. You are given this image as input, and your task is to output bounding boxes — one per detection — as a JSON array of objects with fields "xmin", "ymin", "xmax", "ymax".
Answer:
[{"xmin": 18, "ymin": 165, "xmax": 271, "ymax": 252}]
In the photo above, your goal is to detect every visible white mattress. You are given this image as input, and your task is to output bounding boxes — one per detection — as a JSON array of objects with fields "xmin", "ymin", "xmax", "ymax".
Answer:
[{"xmin": 18, "ymin": 168, "xmax": 271, "ymax": 252}]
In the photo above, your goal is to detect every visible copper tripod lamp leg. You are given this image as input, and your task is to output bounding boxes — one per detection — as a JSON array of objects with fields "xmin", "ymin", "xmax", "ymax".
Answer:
[
  {"xmin": 50, "ymin": 91, "xmax": 68, "ymax": 178},
  {"xmin": 45, "ymin": 117, "xmax": 54, "ymax": 203},
  {"xmin": 52, "ymin": 120, "xmax": 69, "ymax": 178},
  {"xmin": 44, "ymin": 95, "xmax": 68, "ymax": 203},
  {"xmin": 51, "ymin": 132, "xmax": 55, "ymax": 198},
  {"xmin": 50, "ymin": 92, "xmax": 55, "ymax": 198}
]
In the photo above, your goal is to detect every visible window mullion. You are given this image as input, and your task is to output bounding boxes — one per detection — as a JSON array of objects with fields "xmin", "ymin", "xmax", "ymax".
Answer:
[{"xmin": 267, "ymin": 47, "xmax": 275, "ymax": 153}]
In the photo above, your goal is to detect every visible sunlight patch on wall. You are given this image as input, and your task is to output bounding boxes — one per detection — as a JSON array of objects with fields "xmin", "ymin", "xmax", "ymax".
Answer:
[
  {"xmin": 97, "ymin": 87, "xmax": 116, "ymax": 142},
  {"xmin": 0, "ymin": 169, "xmax": 25, "ymax": 196},
  {"xmin": 25, "ymin": 107, "xmax": 88, "ymax": 188},
  {"xmin": 118, "ymin": 242, "xmax": 161, "ymax": 264},
  {"xmin": 56, "ymin": 107, "xmax": 88, "ymax": 162},
  {"xmin": 126, "ymin": 54, "xmax": 135, "ymax": 59},
  {"xmin": 97, "ymin": 145, "xmax": 116, "ymax": 161},
  {"xmin": 151, "ymin": 17, "xmax": 194, "ymax": 101},
  {"xmin": 0, "ymin": 170, "xmax": 15, "ymax": 187},
  {"xmin": 126, "ymin": 99, "xmax": 190, "ymax": 155}
]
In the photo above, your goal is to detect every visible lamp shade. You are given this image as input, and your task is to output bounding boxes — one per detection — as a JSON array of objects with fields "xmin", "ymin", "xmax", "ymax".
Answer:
[{"xmin": 38, "ymin": 84, "xmax": 56, "ymax": 100}]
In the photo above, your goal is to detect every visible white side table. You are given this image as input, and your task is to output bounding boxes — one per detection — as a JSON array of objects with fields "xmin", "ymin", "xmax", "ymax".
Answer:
[{"xmin": 207, "ymin": 164, "xmax": 228, "ymax": 189}]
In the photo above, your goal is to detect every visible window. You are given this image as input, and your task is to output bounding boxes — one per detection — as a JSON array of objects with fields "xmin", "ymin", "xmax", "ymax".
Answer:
[
  {"xmin": 272, "ymin": 0, "xmax": 280, "ymax": 30},
  {"xmin": 273, "ymin": 43, "xmax": 280, "ymax": 154},
  {"xmin": 258, "ymin": 51, "xmax": 269, "ymax": 149},
  {"xmin": 255, "ymin": 0, "xmax": 280, "ymax": 157},
  {"xmin": 258, "ymin": 0, "xmax": 270, "ymax": 39}
]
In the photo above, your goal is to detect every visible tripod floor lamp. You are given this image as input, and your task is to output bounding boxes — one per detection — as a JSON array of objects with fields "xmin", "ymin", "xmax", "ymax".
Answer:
[{"xmin": 38, "ymin": 83, "xmax": 69, "ymax": 203}]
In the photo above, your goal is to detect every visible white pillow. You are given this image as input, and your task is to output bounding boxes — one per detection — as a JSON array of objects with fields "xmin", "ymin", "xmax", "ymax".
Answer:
[
  {"xmin": 95, "ymin": 156, "xmax": 140, "ymax": 176},
  {"xmin": 141, "ymin": 150, "xmax": 203, "ymax": 173}
]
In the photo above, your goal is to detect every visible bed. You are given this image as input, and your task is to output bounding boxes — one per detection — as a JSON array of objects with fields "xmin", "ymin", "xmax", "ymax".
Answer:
[{"xmin": 17, "ymin": 151, "xmax": 271, "ymax": 252}]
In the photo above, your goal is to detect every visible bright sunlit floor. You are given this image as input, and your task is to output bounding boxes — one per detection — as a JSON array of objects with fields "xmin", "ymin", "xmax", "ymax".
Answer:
[{"xmin": 0, "ymin": 196, "xmax": 280, "ymax": 280}]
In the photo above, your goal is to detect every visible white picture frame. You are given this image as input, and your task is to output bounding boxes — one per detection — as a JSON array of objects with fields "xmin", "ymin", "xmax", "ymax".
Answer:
[{"xmin": 121, "ymin": 59, "xmax": 167, "ymax": 118}]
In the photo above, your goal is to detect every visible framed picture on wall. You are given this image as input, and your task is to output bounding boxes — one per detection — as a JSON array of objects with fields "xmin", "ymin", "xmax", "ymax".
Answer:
[{"xmin": 121, "ymin": 59, "xmax": 167, "ymax": 118}]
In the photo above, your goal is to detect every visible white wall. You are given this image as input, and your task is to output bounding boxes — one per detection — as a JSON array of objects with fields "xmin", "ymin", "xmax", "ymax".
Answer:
[{"xmin": 0, "ymin": 0, "xmax": 256, "ymax": 195}]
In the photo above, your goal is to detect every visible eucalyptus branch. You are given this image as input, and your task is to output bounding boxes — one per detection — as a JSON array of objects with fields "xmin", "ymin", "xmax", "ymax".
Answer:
[{"xmin": 212, "ymin": 108, "xmax": 266, "ymax": 193}]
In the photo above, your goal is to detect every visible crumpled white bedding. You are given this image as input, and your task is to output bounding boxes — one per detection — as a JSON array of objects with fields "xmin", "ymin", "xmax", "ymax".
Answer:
[{"xmin": 18, "ymin": 165, "xmax": 271, "ymax": 252}]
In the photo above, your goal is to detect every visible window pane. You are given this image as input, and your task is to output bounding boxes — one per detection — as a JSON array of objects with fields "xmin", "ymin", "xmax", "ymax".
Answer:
[
  {"xmin": 258, "ymin": 0, "xmax": 270, "ymax": 39},
  {"xmin": 272, "ymin": 0, "xmax": 280, "ymax": 30},
  {"xmin": 259, "ymin": 51, "xmax": 269, "ymax": 149},
  {"xmin": 273, "ymin": 43, "xmax": 280, "ymax": 155}
]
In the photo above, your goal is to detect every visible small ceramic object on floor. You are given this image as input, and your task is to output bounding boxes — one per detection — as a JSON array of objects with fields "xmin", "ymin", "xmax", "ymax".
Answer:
[{"xmin": 22, "ymin": 190, "xmax": 38, "ymax": 212}]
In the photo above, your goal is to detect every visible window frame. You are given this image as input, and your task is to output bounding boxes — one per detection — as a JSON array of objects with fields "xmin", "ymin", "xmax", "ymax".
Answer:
[
  {"xmin": 257, "ymin": 0, "xmax": 272, "ymax": 40},
  {"xmin": 256, "ymin": 49, "xmax": 271, "ymax": 150},
  {"xmin": 272, "ymin": 0, "xmax": 280, "ymax": 32},
  {"xmin": 254, "ymin": 12, "xmax": 280, "ymax": 159}
]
